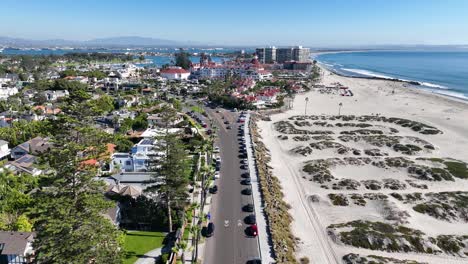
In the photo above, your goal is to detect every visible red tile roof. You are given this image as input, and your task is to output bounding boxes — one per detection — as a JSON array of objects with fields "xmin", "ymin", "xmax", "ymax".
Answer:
[{"xmin": 160, "ymin": 68, "xmax": 189, "ymax": 74}]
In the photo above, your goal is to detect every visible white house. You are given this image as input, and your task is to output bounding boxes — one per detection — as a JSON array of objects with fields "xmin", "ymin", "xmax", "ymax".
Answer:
[
  {"xmin": 160, "ymin": 67, "xmax": 190, "ymax": 80},
  {"xmin": 43, "ymin": 90, "xmax": 69, "ymax": 101},
  {"xmin": 0, "ymin": 140, "xmax": 10, "ymax": 161},
  {"xmin": 0, "ymin": 86, "xmax": 19, "ymax": 99}
]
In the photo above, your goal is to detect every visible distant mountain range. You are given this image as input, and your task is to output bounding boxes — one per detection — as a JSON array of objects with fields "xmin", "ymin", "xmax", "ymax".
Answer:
[{"xmin": 0, "ymin": 36, "xmax": 200, "ymax": 48}]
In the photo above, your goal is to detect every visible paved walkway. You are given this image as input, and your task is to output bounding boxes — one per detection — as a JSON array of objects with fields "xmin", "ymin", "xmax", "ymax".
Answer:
[
  {"xmin": 134, "ymin": 247, "xmax": 162, "ymax": 264},
  {"xmin": 245, "ymin": 113, "xmax": 275, "ymax": 264}
]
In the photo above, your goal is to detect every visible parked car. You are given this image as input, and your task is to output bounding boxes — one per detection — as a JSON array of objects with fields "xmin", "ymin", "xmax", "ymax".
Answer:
[
  {"xmin": 224, "ymin": 121, "xmax": 229, "ymax": 125},
  {"xmin": 214, "ymin": 171, "xmax": 220, "ymax": 179},
  {"xmin": 213, "ymin": 146, "xmax": 220, "ymax": 153},
  {"xmin": 244, "ymin": 214, "xmax": 256, "ymax": 225},
  {"xmin": 241, "ymin": 179, "xmax": 251, "ymax": 185},
  {"xmin": 246, "ymin": 259, "xmax": 261, "ymax": 264},
  {"xmin": 209, "ymin": 185, "xmax": 218, "ymax": 194},
  {"xmin": 241, "ymin": 188, "xmax": 252, "ymax": 195},
  {"xmin": 247, "ymin": 224, "xmax": 258, "ymax": 237},
  {"xmin": 242, "ymin": 203, "xmax": 254, "ymax": 212},
  {"xmin": 226, "ymin": 125, "xmax": 232, "ymax": 129},
  {"xmin": 241, "ymin": 172, "xmax": 250, "ymax": 178},
  {"xmin": 206, "ymin": 222, "xmax": 215, "ymax": 237}
]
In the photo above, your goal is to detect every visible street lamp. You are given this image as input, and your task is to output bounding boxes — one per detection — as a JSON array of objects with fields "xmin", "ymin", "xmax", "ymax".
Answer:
[
  {"xmin": 338, "ymin": 102, "xmax": 343, "ymax": 116},
  {"xmin": 304, "ymin": 97, "xmax": 309, "ymax": 115}
]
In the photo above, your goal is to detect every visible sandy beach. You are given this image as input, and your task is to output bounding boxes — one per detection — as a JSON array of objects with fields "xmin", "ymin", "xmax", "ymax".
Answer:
[{"xmin": 257, "ymin": 66, "xmax": 468, "ymax": 263}]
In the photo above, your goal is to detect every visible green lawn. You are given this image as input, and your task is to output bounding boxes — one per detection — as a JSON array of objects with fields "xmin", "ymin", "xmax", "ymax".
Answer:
[
  {"xmin": 190, "ymin": 105, "xmax": 205, "ymax": 114},
  {"xmin": 123, "ymin": 231, "xmax": 167, "ymax": 264}
]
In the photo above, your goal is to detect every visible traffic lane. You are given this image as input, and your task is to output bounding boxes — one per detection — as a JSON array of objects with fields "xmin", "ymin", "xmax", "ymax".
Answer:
[{"xmin": 204, "ymin": 112, "xmax": 259, "ymax": 264}]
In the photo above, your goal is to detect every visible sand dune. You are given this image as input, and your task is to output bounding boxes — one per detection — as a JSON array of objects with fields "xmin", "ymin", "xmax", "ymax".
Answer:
[{"xmin": 257, "ymin": 67, "xmax": 468, "ymax": 263}]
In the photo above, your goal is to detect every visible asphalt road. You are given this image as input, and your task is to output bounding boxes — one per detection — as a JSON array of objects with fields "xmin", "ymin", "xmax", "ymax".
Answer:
[{"xmin": 203, "ymin": 108, "xmax": 260, "ymax": 264}]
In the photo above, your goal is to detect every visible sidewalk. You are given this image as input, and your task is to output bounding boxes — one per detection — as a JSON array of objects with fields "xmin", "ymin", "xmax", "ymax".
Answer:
[
  {"xmin": 134, "ymin": 247, "xmax": 162, "ymax": 264},
  {"xmin": 244, "ymin": 113, "xmax": 275, "ymax": 264}
]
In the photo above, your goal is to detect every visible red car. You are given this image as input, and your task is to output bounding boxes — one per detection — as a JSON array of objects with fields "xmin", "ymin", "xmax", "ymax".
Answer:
[{"xmin": 248, "ymin": 224, "xmax": 258, "ymax": 237}]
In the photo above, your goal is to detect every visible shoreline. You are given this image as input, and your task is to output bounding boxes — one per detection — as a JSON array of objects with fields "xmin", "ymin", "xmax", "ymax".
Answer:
[
  {"xmin": 256, "ymin": 65, "xmax": 468, "ymax": 263},
  {"xmin": 313, "ymin": 51, "xmax": 468, "ymax": 103},
  {"xmin": 317, "ymin": 63, "xmax": 468, "ymax": 106}
]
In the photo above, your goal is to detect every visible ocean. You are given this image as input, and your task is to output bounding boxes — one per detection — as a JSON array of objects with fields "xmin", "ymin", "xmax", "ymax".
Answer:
[
  {"xmin": 0, "ymin": 47, "xmax": 249, "ymax": 67},
  {"xmin": 315, "ymin": 50, "xmax": 468, "ymax": 100}
]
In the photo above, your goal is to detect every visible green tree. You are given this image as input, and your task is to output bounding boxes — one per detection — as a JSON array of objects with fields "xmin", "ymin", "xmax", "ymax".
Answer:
[
  {"xmin": 12, "ymin": 214, "xmax": 33, "ymax": 232},
  {"xmin": 59, "ymin": 69, "xmax": 78, "ymax": 78},
  {"xmin": 147, "ymin": 133, "xmax": 190, "ymax": 232},
  {"xmin": 0, "ymin": 170, "xmax": 37, "ymax": 231},
  {"xmin": 175, "ymin": 49, "xmax": 191, "ymax": 70},
  {"xmin": 32, "ymin": 144, "xmax": 123, "ymax": 263},
  {"xmin": 86, "ymin": 70, "xmax": 107, "ymax": 80}
]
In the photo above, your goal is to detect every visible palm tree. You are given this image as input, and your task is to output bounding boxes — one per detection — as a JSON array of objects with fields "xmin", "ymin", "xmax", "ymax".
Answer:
[{"xmin": 172, "ymin": 241, "xmax": 192, "ymax": 262}]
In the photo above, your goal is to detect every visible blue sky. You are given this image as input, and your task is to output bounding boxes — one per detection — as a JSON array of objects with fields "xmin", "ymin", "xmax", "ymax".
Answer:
[{"xmin": 1, "ymin": 0, "xmax": 468, "ymax": 47}]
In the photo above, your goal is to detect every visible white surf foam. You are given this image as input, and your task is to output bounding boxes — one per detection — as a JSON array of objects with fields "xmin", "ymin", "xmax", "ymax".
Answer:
[
  {"xmin": 419, "ymin": 82, "xmax": 448, "ymax": 89},
  {"xmin": 341, "ymin": 68, "xmax": 394, "ymax": 79}
]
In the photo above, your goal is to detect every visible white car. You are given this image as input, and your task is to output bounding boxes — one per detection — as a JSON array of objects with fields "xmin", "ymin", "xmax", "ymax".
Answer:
[
  {"xmin": 213, "ymin": 146, "xmax": 220, "ymax": 153},
  {"xmin": 214, "ymin": 171, "xmax": 220, "ymax": 179}
]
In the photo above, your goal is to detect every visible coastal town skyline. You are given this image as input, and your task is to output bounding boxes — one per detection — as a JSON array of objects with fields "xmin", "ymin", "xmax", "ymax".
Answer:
[{"xmin": 2, "ymin": 0, "xmax": 468, "ymax": 46}]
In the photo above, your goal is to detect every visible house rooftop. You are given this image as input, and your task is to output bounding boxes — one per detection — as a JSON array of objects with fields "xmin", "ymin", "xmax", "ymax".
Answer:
[{"xmin": 0, "ymin": 231, "xmax": 35, "ymax": 255}]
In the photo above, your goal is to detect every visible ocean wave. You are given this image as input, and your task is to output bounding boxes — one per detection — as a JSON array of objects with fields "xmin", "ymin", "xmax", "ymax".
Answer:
[
  {"xmin": 424, "ymin": 88, "xmax": 468, "ymax": 100},
  {"xmin": 419, "ymin": 82, "xmax": 448, "ymax": 89},
  {"xmin": 341, "ymin": 68, "xmax": 394, "ymax": 79},
  {"xmin": 342, "ymin": 68, "xmax": 449, "ymax": 90}
]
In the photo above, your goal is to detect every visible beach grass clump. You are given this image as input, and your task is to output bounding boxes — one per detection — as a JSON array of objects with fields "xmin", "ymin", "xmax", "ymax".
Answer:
[
  {"xmin": 362, "ymin": 180, "xmax": 382, "ymax": 190},
  {"xmin": 393, "ymin": 144, "xmax": 423, "ymax": 155},
  {"xmin": 290, "ymin": 146, "xmax": 313, "ymax": 156},
  {"xmin": 444, "ymin": 161, "xmax": 468, "ymax": 179},
  {"xmin": 328, "ymin": 220, "xmax": 443, "ymax": 254},
  {"xmin": 416, "ymin": 158, "xmax": 468, "ymax": 179},
  {"xmin": 251, "ymin": 116, "xmax": 297, "ymax": 263},
  {"xmin": 412, "ymin": 192, "xmax": 468, "ymax": 222},
  {"xmin": 274, "ymin": 120, "xmax": 333, "ymax": 135},
  {"xmin": 328, "ymin": 193, "xmax": 349, "ymax": 206},
  {"xmin": 302, "ymin": 160, "xmax": 336, "ymax": 183},
  {"xmin": 340, "ymin": 129, "xmax": 384, "ymax": 135},
  {"xmin": 342, "ymin": 253, "xmax": 426, "ymax": 264}
]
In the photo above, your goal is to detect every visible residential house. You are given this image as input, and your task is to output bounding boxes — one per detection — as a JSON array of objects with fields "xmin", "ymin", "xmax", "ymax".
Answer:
[
  {"xmin": 32, "ymin": 105, "xmax": 61, "ymax": 116},
  {"xmin": 160, "ymin": 67, "xmax": 190, "ymax": 80},
  {"xmin": 111, "ymin": 138, "xmax": 164, "ymax": 172},
  {"xmin": 106, "ymin": 172, "xmax": 156, "ymax": 190},
  {"xmin": 0, "ymin": 116, "xmax": 13, "ymax": 128},
  {"xmin": 256, "ymin": 87, "xmax": 281, "ymax": 105},
  {"xmin": 0, "ymin": 73, "xmax": 19, "ymax": 85},
  {"xmin": 0, "ymin": 231, "xmax": 35, "ymax": 264},
  {"xmin": 0, "ymin": 86, "xmax": 19, "ymax": 100},
  {"xmin": 43, "ymin": 90, "xmax": 69, "ymax": 101},
  {"xmin": 4, "ymin": 154, "xmax": 42, "ymax": 176},
  {"xmin": 10, "ymin": 137, "xmax": 50, "ymax": 160},
  {"xmin": 147, "ymin": 113, "xmax": 184, "ymax": 128},
  {"xmin": 0, "ymin": 140, "xmax": 10, "ymax": 161}
]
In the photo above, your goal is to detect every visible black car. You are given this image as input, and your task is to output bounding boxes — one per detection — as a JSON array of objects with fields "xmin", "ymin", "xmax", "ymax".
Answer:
[
  {"xmin": 209, "ymin": 185, "xmax": 218, "ymax": 194},
  {"xmin": 206, "ymin": 222, "xmax": 215, "ymax": 237},
  {"xmin": 241, "ymin": 188, "xmax": 252, "ymax": 195},
  {"xmin": 240, "ymin": 164, "xmax": 248, "ymax": 170},
  {"xmin": 241, "ymin": 179, "xmax": 251, "ymax": 185},
  {"xmin": 244, "ymin": 214, "xmax": 256, "ymax": 225},
  {"xmin": 241, "ymin": 172, "xmax": 250, "ymax": 179},
  {"xmin": 226, "ymin": 125, "xmax": 232, "ymax": 129},
  {"xmin": 246, "ymin": 259, "xmax": 262, "ymax": 264},
  {"xmin": 242, "ymin": 203, "xmax": 254, "ymax": 212},
  {"xmin": 224, "ymin": 121, "xmax": 229, "ymax": 125}
]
